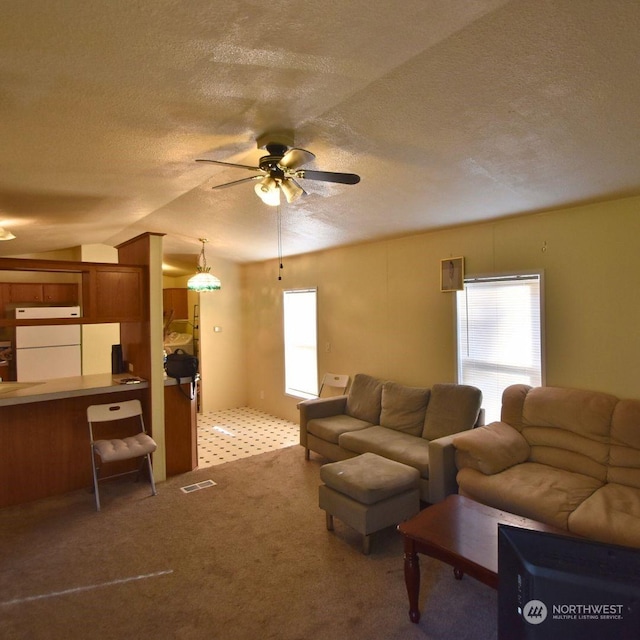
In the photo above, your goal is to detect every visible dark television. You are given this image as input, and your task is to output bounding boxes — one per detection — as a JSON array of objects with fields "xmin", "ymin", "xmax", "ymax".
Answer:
[{"xmin": 498, "ymin": 524, "xmax": 640, "ymax": 640}]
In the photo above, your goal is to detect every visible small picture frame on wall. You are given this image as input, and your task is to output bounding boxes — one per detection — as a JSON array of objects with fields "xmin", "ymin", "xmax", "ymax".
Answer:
[{"xmin": 440, "ymin": 257, "xmax": 464, "ymax": 292}]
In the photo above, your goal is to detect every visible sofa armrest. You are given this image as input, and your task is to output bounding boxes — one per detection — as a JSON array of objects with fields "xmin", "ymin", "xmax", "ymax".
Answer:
[
  {"xmin": 298, "ymin": 395, "xmax": 348, "ymax": 452},
  {"xmin": 298, "ymin": 395, "xmax": 348, "ymax": 424},
  {"xmin": 428, "ymin": 434, "xmax": 461, "ymax": 503},
  {"xmin": 425, "ymin": 405, "xmax": 485, "ymax": 504},
  {"xmin": 452, "ymin": 421, "xmax": 530, "ymax": 475}
]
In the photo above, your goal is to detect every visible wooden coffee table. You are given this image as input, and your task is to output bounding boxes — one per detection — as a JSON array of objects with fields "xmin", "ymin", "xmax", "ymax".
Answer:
[{"xmin": 397, "ymin": 494, "xmax": 564, "ymax": 623}]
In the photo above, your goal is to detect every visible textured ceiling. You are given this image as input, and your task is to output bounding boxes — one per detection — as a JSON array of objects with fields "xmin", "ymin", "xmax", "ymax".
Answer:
[{"xmin": 1, "ymin": 0, "xmax": 639, "ymax": 273}]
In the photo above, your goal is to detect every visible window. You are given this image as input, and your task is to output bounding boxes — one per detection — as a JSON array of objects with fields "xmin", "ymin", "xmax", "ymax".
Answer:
[
  {"xmin": 283, "ymin": 288, "xmax": 318, "ymax": 398},
  {"xmin": 456, "ymin": 272, "xmax": 544, "ymax": 423}
]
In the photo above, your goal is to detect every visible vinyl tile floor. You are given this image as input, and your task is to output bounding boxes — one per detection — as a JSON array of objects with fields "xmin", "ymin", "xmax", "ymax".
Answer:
[{"xmin": 197, "ymin": 406, "xmax": 299, "ymax": 468}]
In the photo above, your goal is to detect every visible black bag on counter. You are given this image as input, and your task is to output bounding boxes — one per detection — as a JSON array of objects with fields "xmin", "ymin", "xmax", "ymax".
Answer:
[{"xmin": 165, "ymin": 349, "xmax": 198, "ymax": 399}]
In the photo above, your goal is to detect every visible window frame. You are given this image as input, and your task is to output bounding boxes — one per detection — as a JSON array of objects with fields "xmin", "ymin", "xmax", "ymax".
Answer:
[{"xmin": 455, "ymin": 270, "xmax": 545, "ymax": 423}]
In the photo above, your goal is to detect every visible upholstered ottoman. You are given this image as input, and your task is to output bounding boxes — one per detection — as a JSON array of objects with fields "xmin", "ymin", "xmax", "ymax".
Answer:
[{"xmin": 319, "ymin": 452, "xmax": 421, "ymax": 554}]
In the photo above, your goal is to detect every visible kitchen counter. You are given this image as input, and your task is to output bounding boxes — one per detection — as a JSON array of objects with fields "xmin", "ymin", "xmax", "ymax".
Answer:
[
  {"xmin": 0, "ymin": 373, "xmax": 151, "ymax": 508},
  {"xmin": 0, "ymin": 372, "xmax": 199, "ymax": 406},
  {"xmin": 0, "ymin": 370, "xmax": 198, "ymax": 507},
  {"xmin": 0, "ymin": 373, "xmax": 149, "ymax": 407}
]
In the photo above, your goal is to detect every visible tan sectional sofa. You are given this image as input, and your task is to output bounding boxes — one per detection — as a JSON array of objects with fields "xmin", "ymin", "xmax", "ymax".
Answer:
[
  {"xmin": 298, "ymin": 373, "xmax": 483, "ymax": 503},
  {"xmin": 453, "ymin": 384, "xmax": 640, "ymax": 548}
]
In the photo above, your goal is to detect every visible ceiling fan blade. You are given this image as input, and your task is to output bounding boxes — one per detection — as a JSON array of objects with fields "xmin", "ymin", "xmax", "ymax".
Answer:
[
  {"xmin": 290, "ymin": 177, "xmax": 307, "ymax": 195},
  {"xmin": 279, "ymin": 148, "xmax": 316, "ymax": 170},
  {"xmin": 196, "ymin": 158, "xmax": 262, "ymax": 171},
  {"xmin": 295, "ymin": 169, "xmax": 361, "ymax": 185},
  {"xmin": 210, "ymin": 176, "xmax": 263, "ymax": 190}
]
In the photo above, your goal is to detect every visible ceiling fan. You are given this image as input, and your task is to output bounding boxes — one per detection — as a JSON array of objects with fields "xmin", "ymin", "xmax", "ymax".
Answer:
[{"xmin": 196, "ymin": 133, "xmax": 360, "ymax": 206}]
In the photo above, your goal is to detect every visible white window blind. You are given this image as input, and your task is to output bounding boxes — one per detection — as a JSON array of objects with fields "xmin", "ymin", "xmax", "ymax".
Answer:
[
  {"xmin": 456, "ymin": 273, "xmax": 544, "ymax": 423},
  {"xmin": 283, "ymin": 288, "xmax": 318, "ymax": 398}
]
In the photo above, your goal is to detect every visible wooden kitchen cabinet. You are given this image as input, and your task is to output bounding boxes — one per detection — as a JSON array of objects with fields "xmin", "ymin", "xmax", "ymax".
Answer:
[
  {"xmin": 1, "ymin": 259, "xmax": 146, "ymax": 328},
  {"xmin": 43, "ymin": 283, "xmax": 79, "ymax": 303},
  {"xmin": 164, "ymin": 379, "xmax": 198, "ymax": 476},
  {"xmin": 163, "ymin": 288, "xmax": 189, "ymax": 320},
  {"xmin": 8, "ymin": 283, "xmax": 44, "ymax": 303},
  {"xmin": 3, "ymin": 282, "xmax": 79, "ymax": 305},
  {"xmin": 92, "ymin": 269, "xmax": 144, "ymax": 321}
]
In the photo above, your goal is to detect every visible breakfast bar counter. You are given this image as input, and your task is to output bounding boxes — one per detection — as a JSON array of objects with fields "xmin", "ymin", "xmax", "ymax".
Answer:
[
  {"xmin": 0, "ymin": 373, "xmax": 149, "ymax": 407},
  {"xmin": 0, "ymin": 374, "xmax": 151, "ymax": 508}
]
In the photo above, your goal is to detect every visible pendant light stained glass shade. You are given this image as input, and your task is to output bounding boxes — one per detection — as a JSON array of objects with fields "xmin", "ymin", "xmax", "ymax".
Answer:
[
  {"xmin": 187, "ymin": 269, "xmax": 221, "ymax": 291},
  {"xmin": 187, "ymin": 239, "xmax": 221, "ymax": 292}
]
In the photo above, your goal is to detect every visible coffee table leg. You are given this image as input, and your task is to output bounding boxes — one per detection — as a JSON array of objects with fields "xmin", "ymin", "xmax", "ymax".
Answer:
[{"xmin": 403, "ymin": 538, "xmax": 421, "ymax": 623}]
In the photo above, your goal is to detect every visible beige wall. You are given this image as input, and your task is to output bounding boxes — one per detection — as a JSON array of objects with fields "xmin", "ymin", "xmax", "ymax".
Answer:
[{"xmin": 242, "ymin": 195, "xmax": 640, "ymax": 423}]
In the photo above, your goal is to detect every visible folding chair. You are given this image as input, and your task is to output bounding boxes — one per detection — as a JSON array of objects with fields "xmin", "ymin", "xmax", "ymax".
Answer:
[
  {"xmin": 87, "ymin": 399, "xmax": 157, "ymax": 511},
  {"xmin": 318, "ymin": 373, "xmax": 350, "ymax": 397}
]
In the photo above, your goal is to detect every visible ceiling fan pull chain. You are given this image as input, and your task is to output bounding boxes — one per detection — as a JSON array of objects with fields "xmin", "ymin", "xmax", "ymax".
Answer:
[{"xmin": 277, "ymin": 204, "xmax": 284, "ymax": 281}]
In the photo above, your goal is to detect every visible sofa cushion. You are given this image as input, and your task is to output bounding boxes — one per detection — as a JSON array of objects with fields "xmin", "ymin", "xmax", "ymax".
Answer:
[
  {"xmin": 456, "ymin": 461, "xmax": 603, "ymax": 530},
  {"xmin": 339, "ymin": 425, "xmax": 431, "ymax": 477},
  {"xmin": 568, "ymin": 483, "xmax": 640, "ymax": 547},
  {"xmin": 608, "ymin": 399, "xmax": 640, "ymax": 489},
  {"xmin": 307, "ymin": 414, "xmax": 373, "ymax": 445},
  {"xmin": 519, "ymin": 386, "xmax": 617, "ymax": 482},
  {"xmin": 453, "ymin": 421, "xmax": 530, "ymax": 475},
  {"xmin": 345, "ymin": 374, "xmax": 384, "ymax": 424},
  {"xmin": 422, "ymin": 384, "xmax": 482, "ymax": 441},
  {"xmin": 379, "ymin": 382, "xmax": 430, "ymax": 436},
  {"xmin": 522, "ymin": 386, "xmax": 618, "ymax": 435}
]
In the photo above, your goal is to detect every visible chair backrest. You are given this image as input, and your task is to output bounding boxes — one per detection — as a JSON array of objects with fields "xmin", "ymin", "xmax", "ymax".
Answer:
[
  {"xmin": 319, "ymin": 373, "xmax": 350, "ymax": 397},
  {"xmin": 87, "ymin": 399, "xmax": 143, "ymax": 423}
]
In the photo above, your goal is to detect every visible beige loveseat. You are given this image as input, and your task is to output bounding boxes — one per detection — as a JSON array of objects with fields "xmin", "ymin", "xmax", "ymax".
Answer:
[
  {"xmin": 453, "ymin": 384, "xmax": 640, "ymax": 548},
  {"xmin": 298, "ymin": 373, "xmax": 483, "ymax": 503}
]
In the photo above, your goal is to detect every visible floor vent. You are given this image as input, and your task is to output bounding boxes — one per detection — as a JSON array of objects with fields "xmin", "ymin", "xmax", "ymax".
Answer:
[{"xmin": 180, "ymin": 479, "xmax": 217, "ymax": 494}]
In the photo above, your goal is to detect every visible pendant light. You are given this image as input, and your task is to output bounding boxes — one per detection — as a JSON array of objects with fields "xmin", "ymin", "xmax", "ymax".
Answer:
[{"xmin": 187, "ymin": 238, "xmax": 221, "ymax": 292}]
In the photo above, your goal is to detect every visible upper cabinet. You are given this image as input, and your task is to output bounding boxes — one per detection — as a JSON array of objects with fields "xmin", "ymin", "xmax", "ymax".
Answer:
[
  {"xmin": 163, "ymin": 288, "xmax": 189, "ymax": 320},
  {"xmin": 3, "ymin": 282, "xmax": 79, "ymax": 305},
  {"xmin": 0, "ymin": 258, "xmax": 146, "ymax": 327},
  {"xmin": 43, "ymin": 283, "xmax": 79, "ymax": 304},
  {"xmin": 90, "ymin": 268, "xmax": 145, "ymax": 322},
  {"xmin": 6, "ymin": 283, "xmax": 44, "ymax": 303}
]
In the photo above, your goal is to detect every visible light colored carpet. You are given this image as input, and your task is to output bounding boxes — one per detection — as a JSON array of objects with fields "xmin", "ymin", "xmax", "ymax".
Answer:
[{"xmin": 0, "ymin": 445, "xmax": 497, "ymax": 639}]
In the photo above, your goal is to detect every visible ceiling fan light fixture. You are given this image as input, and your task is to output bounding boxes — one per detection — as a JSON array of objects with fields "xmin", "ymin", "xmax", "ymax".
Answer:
[
  {"xmin": 256, "ymin": 175, "xmax": 277, "ymax": 194},
  {"xmin": 280, "ymin": 179, "xmax": 303, "ymax": 203},
  {"xmin": 254, "ymin": 177, "xmax": 281, "ymax": 206},
  {"xmin": 187, "ymin": 238, "xmax": 221, "ymax": 292},
  {"xmin": 198, "ymin": 135, "xmax": 360, "ymax": 205}
]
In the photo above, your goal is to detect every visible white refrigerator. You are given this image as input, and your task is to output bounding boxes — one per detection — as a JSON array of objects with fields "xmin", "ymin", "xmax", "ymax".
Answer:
[{"xmin": 15, "ymin": 306, "xmax": 82, "ymax": 382}]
